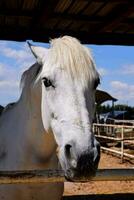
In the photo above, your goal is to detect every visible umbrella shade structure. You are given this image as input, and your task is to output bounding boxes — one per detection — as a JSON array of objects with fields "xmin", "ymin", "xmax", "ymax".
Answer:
[
  {"xmin": 95, "ymin": 90, "xmax": 117, "ymax": 105},
  {"xmin": 0, "ymin": 0, "xmax": 134, "ymax": 45}
]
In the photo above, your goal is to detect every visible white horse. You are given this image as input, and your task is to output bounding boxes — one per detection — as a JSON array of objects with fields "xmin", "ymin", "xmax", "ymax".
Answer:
[{"xmin": 0, "ymin": 36, "xmax": 100, "ymax": 200}]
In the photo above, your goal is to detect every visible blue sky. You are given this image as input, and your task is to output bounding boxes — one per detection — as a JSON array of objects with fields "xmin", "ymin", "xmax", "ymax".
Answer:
[{"xmin": 0, "ymin": 40, "xmax": 134, "ymax": 106}]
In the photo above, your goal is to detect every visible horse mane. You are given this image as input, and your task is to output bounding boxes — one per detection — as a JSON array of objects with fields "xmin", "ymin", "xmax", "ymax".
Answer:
[
  {"xmin": 20, "ymin": 62, "xmax": 42, "ymax": 91},
  {"xmin": 47, "ymin": 36, "xmax": 99, "ymax": 87}
]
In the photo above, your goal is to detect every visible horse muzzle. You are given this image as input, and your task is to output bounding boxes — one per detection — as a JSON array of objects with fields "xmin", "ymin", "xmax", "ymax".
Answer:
[{"xmin": 63, "ymin": 141, "xmax": 100, "ymax": 181}]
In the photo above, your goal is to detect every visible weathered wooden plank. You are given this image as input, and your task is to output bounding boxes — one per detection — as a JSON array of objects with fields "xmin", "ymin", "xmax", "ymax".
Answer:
[
  {"xmin": 0, "ymin": 169, "xmax": 134, "ymax": 184},
  {"xmin": 63, "ymin": 193, "xmax": 134, "ymax": 200}
]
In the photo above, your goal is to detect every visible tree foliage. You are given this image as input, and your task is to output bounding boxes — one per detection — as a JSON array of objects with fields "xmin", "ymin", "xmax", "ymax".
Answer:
[{"xmin": 97, "ymin": 104, "xmax": 134, "ymax": 114}]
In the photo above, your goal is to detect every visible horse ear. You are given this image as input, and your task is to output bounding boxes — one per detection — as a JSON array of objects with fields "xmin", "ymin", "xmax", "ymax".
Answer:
[{"xmin": 27, "ymin": 42, "xmax": 48, "ymax": 64}]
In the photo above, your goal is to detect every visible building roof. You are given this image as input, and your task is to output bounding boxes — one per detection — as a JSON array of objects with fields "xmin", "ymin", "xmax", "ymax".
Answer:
[
  {"xmin": 95, "ymin": 89, "xmax": 117, "ymax": 104},
  {"xmin": 0, "ymin": 0, "xmax": 134, "ymax": 45}
]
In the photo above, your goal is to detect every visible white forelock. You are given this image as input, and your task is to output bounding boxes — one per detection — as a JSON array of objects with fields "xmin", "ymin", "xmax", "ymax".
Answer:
[
  {"xmin": 46, "ymin": 36, "xmax": 99, "ymax": 87},
  {"xmin": 20, "ymin": 36, "xmax": 99, "ymax": 98}
]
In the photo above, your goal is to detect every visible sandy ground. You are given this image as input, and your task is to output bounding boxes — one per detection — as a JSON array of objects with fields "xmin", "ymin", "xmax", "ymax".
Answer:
[{"xmin": 64, "ymin": 152, "xmax": 134, "ymax": 196}]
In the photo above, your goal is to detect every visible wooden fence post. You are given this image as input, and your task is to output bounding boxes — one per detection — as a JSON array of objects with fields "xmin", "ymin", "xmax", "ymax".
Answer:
[{"xmin": 121, "ymin": 127, "xmax": 124, "ymax": 163}]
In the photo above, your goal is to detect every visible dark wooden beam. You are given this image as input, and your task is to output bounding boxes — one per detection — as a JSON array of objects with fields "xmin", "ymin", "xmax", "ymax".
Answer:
[
  {"xmin": 91, "ymin": 0, "xmax": 134, "ymax": 3},
  {"xmin": 53, "ymin": 12, "xmax": 134, "ymax": 25},
  {"xmin": 98, "ymin": 5, "xmax": 134, "ymax": 32},
  {"xmin": 53, "ymin": 31, "xmax": 134, "ymax": 46},
  {"xmin": 0, "ymin": 26, "xmax": 134, "ymax": 46},
  {"xmin": 31, "ymin": 0, "xmax": 59, "ymax": 25},
  {"xmin": 53, "ymin": 13, "xmax": 105, "ymax": 23},
  {"xmin": 0, "ymin": 9, "xmax": 33, "ymax": 17}
]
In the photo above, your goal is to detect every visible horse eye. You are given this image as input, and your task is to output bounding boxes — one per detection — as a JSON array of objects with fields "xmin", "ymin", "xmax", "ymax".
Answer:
[{"xmin": 42, "ymin": 77, "xmax": 53, "ymax": 88}]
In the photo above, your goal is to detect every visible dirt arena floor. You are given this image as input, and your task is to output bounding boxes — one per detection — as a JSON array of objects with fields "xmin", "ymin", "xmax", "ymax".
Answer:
[{"xmin": 63, "ymin": 152, "xmax": 134, "ymax": 200}]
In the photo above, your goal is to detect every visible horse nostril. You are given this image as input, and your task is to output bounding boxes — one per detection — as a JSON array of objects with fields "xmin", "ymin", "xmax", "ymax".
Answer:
[{"xmin": 65, "ymin": 144, "xmax": 72, "ymax": 159}]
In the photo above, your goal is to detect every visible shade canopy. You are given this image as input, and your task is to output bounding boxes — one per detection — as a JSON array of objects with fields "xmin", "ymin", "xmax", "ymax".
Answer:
[
  {"xmin": 0, "ymin": 0, "xmax": 134, "ymax": 45},
  {"xmin": 95, "ymin": 89, "xmax": 117, "ymax": 105}
]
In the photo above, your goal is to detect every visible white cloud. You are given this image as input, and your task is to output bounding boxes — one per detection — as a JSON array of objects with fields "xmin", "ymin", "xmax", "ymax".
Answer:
[
  {"xmin": 0, "ymin": 63, "xmax": 9, "ymax": 76},
  {"xmin": 110, "ymin": 81, "xmax": 134, "ymax": 102},
  {"xmin": 1, "ymin": 47, "xmax": 28, "ymax": 60},
  {"xmin": 0, "ymin": 42, "xmax": 35, "ymax": 106},
  {"xmin": 121, "ymin": 64, "xmax": 134, "ymax": 75},
  {"xmin": 0, "ymin": 41, "xmax": 35, "ymax": 65},
  {"xmin": 0, "ymin": 80, "xmax": 19, "ymax": 89},
  {"xmin": 110, "ymin": 81, "xmax": 128, "ymax": 90},
  {"xmin": 0, "ymin": 64, "xmax": 21, "ymax": 105},
  {"xmin": 0, "ymin": 79, "xmax": 20, "ymax": 105},
  {"xmin": 98, "ymin": 64, "xmax": 134, "ymax": 77},
  {"xmin": 97, "ymin": 67, "xmax": 108, "ymax": 76}
]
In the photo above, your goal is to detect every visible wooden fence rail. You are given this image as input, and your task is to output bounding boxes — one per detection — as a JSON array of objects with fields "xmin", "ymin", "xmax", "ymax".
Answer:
[
  {"xmin": 0, "ymin": 169, "xmax": 134, "ymax": 184},
  {"xmin": 93, "ymin": 123, "xmax": 134, "ymax": 161}
]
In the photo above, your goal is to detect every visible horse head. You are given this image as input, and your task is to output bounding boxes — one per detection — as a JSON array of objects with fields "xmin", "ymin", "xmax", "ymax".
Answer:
[{"xmin": 28, "ymin": 36, "xmax": 100, "ymax": 180}]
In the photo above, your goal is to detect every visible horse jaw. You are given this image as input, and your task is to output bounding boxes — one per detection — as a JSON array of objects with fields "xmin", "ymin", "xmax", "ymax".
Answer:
[{"xmin": 41, "ymin": 84, "xmax": 51, "ymax": 132}]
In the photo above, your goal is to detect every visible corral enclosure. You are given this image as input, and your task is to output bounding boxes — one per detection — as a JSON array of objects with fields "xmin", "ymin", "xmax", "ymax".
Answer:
[
  {"xmin": 94, "ymin": 123, "xmax": 134, "ymax": 162},
  {"xmin": 0, "ymin": 0, "xmax": 134, "ymax": 199}
]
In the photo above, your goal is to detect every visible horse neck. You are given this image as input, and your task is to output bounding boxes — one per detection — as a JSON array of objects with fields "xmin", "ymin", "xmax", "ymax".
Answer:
[
  {"xmin": 18, "ymin": 91, "xmax": 44, "ymax": 134},
  {"xmin": 18, "ymin": 89, "xmax": 58, "ymax": 170}
]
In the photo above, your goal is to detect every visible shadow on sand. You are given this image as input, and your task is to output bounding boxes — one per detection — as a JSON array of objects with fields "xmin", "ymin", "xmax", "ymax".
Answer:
[{"xmin": 63, "ymin": 193, "xmax": 134, "ymax": 200}]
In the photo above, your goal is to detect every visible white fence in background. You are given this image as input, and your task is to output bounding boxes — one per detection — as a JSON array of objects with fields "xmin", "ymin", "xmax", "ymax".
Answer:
[{"xmin": 93, "ymin": 123, "xmax": 134, "ymax": 162}]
